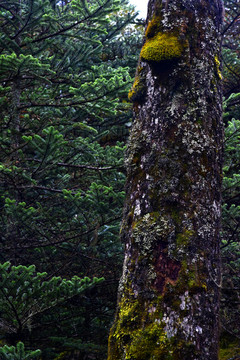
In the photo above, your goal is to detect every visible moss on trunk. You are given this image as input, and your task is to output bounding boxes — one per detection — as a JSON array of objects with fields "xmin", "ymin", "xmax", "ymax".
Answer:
[{"xmin": 108, "ymin": 0, "xmax": 224, "ymax": 359}]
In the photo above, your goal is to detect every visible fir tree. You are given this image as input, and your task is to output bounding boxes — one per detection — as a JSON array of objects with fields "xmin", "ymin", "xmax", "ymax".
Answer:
[
  {"xmin": 0, "ymin": 262, "xmax": 102, "ymax": 344},
  {"xmin": 0, "ymin": 0, "xmax": 141, "ymax": 358},
  {"xmin": 0, "ymin": 342, "xmax": 41, "ymax": 360},
  {"xmin": 219, "ymin": 0, "xmax": 240, "ymax": 354}
]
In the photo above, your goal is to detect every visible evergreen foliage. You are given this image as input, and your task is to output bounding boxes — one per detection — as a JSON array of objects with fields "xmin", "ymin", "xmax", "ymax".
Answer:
[
  {"xmin": 0, "ymin": 0, "xmax": 141, "ymax": 358},
  {"xmin": 0, "ymin": 0, "xmax": 137, "ymax": 272},
  {"xmin": 0, "ymin": 262, "xmax": 103, "ymax": 339},
  {"xmin": 221, "ymin": 104, "xmax": 240, "ymax": 341},
  {"xmin": 0, "ymin": 342, "xmax": 41, "ymax": 360},
  {"xmin": 221, "ymin": 0, "xmax": 240, "ymax": 346},
  {"xmin": 222, "ymin": 0, "xmax": 240, "ymax": 97}
]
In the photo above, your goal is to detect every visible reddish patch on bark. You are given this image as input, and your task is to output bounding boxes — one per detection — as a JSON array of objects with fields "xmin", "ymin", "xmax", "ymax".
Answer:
[{"xmin": 153, "ymin": 243, "xmax": 181, "ymax": 294}]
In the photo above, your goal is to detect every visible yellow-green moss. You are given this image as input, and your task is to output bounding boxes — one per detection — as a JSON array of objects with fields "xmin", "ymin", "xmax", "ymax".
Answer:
[
  {"xmin": 128, "ymin": 74, "xmax": 146, "ymax": 102},
  {"xmin": 176, "ymin": 229, "xmax": 195, "ymax": 247},
  {"xmin": 145, "ymin": 14, "xmax": 162, "ymax": 38},
  {"xmin": 126, "ymin": 322, "xmax": 169, "ymax": 360},
  {"xmin": 118, "ymin": 297, "xmax": 141, "ymax": 329},
  {"xmin": 219, "ymin": 339, "xmax": 240, "ymax": 360},
  {"xmin": 108, "ymin": 263, "xmax": 207, "ymax": 360},
  {"xmin": 109, "ymin": 296, "xmax": 197, "ymax": 360},
  {"xmin": 53, "ymin": 351, "xmax": 68, "ymax": 360},
  {"xmin": 176, "ymin": 260, "xmax": 207, "ymax": 295},
  {"xmin": 109, "ymin": 295, "xmax": 170, "ymax": 360},
  {"xmin": 140, "ymin": 33, "xmax": 185, "ymax": 63},
  {"xmin": 214, "ymin": 55, "xmax": 223, "ymax": 80}
]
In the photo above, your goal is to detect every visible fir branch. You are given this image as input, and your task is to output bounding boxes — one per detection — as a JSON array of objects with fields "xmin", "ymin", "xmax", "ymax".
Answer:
[
  {"xmin": 222, "ymin": 12, "xmax": 240, "ymax": 36},
  {"xmin": 20, "ymin": 0, "xmax": 113, "ymax": 48},
  {"xmin": 26, "ymin": 158, "xmax": 121, "ymax": 171}
]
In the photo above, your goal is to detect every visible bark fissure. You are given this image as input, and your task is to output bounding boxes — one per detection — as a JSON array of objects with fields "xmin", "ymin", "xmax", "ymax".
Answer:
[{"xmin": 108, "ymin": 1, "xmax": 224, "ymax": 359}]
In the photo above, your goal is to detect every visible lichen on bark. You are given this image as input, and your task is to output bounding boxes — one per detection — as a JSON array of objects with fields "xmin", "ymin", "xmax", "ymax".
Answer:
[{"xmin": 108, "ymin": 0, "xmax": 224, "ymax": 359}]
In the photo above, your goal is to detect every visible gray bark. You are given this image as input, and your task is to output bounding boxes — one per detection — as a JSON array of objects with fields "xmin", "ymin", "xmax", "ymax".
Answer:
[{"xmin": 108, "ymin": 0, "xmax": 224, "ymax": 359}]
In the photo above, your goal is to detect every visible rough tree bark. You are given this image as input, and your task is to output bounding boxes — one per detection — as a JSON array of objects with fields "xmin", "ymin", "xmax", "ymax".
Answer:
[{"xmin": 108, "ymin": 0, "xmax": 224, "ymax": 359}]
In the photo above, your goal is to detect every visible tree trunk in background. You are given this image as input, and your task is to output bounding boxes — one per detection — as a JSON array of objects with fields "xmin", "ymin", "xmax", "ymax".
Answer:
[{"xmin": 108, "ymin": 0, "xmax": 224, "ymax": 359}]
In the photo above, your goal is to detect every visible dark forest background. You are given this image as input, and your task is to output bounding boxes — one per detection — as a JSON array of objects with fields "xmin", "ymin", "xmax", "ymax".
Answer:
[{"xmin": 0, "ymin": 0, "xmax": 239, "ymax": 359}]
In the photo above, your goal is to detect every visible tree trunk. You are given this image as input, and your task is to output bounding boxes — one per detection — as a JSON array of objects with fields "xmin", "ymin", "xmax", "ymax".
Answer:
[{"xmin": 108, "ymin": 0, "xmax": 224, "ymax": 359}]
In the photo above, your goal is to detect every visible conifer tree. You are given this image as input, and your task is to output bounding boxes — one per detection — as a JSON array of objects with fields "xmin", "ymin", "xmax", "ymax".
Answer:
[
  {"xmin": 0, "ymin": 342, "xmax": 41, "ymax": 360},
  {"xmin": 0, "ymin": 262, "xmax": 103, "ymax": 343},
  {"xmin": 219, "ymin": 0, "xmax": 240, "ymax": 352},
  {"xmin": 0, "ymin": 0, "xmax": 141, "ymax": 358},
  {"xmin": 0, "ymin": 0, "xmax": 132, "ymax": 268}
]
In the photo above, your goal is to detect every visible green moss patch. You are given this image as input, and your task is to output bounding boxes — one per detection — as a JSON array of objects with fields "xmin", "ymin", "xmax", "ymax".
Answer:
[
  {"xmin": 219, "ymin": 341, "xmax": 240, "ymax": 360},
  {"xmin": 108, "ymin": 294, "xmax": 171, "ymax": 360},
  {"xmin": 126, "ymin": 322, "xmax": 169, "ymax": 360},
  {"xmin": 145, "ymin": 14, "xmax": 162, "ymax": 38},
  {"xmin": 128, "ymin": 75, "xmax": 146, "ymax": 102},
  {"xmin": 214, "ymin": 55, "xmax": 223, "ymax": 80},
  {"xmin": 140, "ymin": 33, "xmax": 185, "ymax": 63}
]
